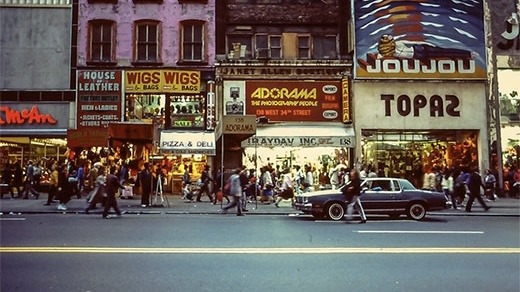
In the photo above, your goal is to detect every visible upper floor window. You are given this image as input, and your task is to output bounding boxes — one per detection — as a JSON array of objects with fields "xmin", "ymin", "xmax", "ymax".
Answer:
[
  {"xmin": 255, "ymin": 34, "xmax": 281, "ymax": 59},
  {"xmin": 88, "ymin": 20, "xmax": 116, "ymax": 64},
  {"xmin": 180, "ymin": 20, "xmax": 206, "ymax": 63},
  {"xmin": 134, "ymin": 20, "xmax": 161, "ymax": 64},
  {"xmin": 297, "ymin": 35, "xmax": 311, "ymax": 59},
  {"xmin": 226, "ymin": 30, "xmax": 338, "ymax": 61}
]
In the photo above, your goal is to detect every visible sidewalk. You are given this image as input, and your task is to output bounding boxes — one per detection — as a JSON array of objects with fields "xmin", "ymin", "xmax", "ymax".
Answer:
[{"xmin": 1, "ymin": 192, "xmax": 519, "ymax": 217}]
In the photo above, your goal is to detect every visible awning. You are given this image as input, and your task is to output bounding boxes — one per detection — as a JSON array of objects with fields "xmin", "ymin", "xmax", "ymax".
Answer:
[
  {"xmin": 241, "ymin": 123, "xmax": 355, "ymax": 148},
  {"xmin": 160, "ymin": 131, "xmax": 216, "ymax": 155},
  {"xmin": 67, "ymin": 128, "xmax": 108, "ymax": 148},
  {"xmin": 108, "ymin": 122, "xmax": 154, "ymax": 143}
]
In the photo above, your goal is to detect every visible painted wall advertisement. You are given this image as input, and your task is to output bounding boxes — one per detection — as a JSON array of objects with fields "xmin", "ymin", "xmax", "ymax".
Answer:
[
  {"xmin": 223, "ymin": 80, "xmax": 343, "ymax": 122},
  {"xmin": 353, "ymin": 0, "xmax": 487, "ymax": 79},
  {"xmin": 490, "ymin": 0, "xmax": 520, "ymax": 58}
]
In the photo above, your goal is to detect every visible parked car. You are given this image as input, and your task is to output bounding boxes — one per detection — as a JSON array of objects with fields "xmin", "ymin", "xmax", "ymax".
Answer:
[{"xmin": 294, "ymin": 177, "xmax": 450, "ymax": 221}]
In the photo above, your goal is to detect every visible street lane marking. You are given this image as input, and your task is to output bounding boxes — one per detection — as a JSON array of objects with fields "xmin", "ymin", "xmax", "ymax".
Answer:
[
  {"xmin": 1, "ymin": 247, "xmax": 518, "ymax": 254},
  {"xmin": 354, "ymin": 230, "xmax": 484, "ymax": 234},
  {"xmin": 0, "ymin": 218, "xmax": 26, "ymax": 221}
]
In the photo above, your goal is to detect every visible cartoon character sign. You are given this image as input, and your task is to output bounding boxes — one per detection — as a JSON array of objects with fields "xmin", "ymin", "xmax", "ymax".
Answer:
[{"xmin": 353, "ymin": 0, "xmax": 487, "ymax": 80}]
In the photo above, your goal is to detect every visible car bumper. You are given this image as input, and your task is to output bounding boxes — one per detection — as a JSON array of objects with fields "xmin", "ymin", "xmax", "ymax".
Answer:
[{"xmin": 294, "ymin": 202, "xmax": 322, "ymax": 213}]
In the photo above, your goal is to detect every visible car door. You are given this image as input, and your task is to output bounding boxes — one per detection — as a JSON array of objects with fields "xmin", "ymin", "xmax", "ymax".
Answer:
[{"xmin": 360, "ymin": 179, "xmax": 398, "ymax": 212}]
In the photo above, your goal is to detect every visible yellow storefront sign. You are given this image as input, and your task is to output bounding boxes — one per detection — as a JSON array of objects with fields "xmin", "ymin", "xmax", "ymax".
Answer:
[{"xmin": 125, "ymin": 70, "xmax": 201, "ymax": 93}]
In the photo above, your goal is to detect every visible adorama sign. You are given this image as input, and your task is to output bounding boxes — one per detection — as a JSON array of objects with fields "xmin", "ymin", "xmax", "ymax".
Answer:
[{"xmin": 245, "ymin": 80, "xmax": 342, "ymax": 122}]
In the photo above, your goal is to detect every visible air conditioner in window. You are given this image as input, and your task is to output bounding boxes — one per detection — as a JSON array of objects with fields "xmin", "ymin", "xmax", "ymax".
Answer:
[{"xmin": 256, "ymin": 48, "xmax": 271, "ymax": 60}]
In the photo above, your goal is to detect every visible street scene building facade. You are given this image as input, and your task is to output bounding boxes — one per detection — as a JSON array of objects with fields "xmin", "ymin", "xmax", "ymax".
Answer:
[
  {"xmin": 1, "ymin": 0, "xmax": 519, "ymax": 194},
  {"xmin": 352, "ymin": 0, "xmax": 490, "ymax": 187}
]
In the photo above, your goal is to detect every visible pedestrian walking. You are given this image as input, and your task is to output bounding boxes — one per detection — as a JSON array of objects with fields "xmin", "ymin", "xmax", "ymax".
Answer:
[
  {"xmin": 441, "ymin": 168, "xmax": 456, "ymax": 209},
  {"xmin": 44, "ymin": 165, "xmax": 59, "ymax": 205},
  {"xmin": 85, "ymin": 166, "xmax": 107, "ymax": 213},
  {"xmin": 303, "ymin": 164, "xmax": 314, "ymax": 193},
  {"xmin": 102, "ymin": 166, "xmax": 125, "ymax": 219},
  {"xmin": 220, "ymin": 168, "xmax": 244, "ymax": 216},
  {"xmin": 465, "ymin": 167, "xmax": 490, "ymax": 212},
  {"xmin": 196, "ymin": 164, "xmax": 214, "ymax": 202},
  {"xmin": 343, "ymin": 169, "xmax": 366, "ymax": 224},
  {"xmin": 239, "ymin": 165, "xmax": 250, "ymax": 211},
  {"xmin": 22, "ymin": 160, "xmax": 40, "ymax": 199},
  {"xmin": 274, "ymin": 167, "xmax": 295, "ymax": 208},
  {"xmin": 57, "ymin": 163, "xmax": 72, "ymax": 211},
  {"xmin": 2, "ymin": 162, "xmax": 15, "ymax": 198},
  {"xmin": 137, "ymin": 162, "xmax": 152, "ymax": 207},
  {"xmin": 181, "ymin": 164, "xmax": 192, "ymax": 201},
  {"xmin": 11, "ymin": 161, "xmax": 24, "ymax": 197},
  {"xmin": 484, "ymin": 169, "xmax": 497, "ymax": 201}
]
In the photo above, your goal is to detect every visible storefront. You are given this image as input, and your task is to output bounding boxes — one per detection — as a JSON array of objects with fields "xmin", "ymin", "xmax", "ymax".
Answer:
[
  {"xmin": 0, "ymin": 102, "xmax": 71, "ymax": 166},
  {"xmin": 215, "ymin": 62, "xmax": 354, "ymax": 184},
  {"xmin": 353, "ymin": 81, "xmax": 489, "ymax": 186},
  {"xmin": 159, "ymin": 131, "xmax": 216, "ymax": 194},
  {"xmin": 123, "ymin": 69, "xmax": 216, "ymax": 194}
]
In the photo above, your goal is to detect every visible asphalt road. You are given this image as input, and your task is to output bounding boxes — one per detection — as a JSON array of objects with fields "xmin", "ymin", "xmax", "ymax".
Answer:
[{"xmin": 1, "ymin": 214, "xmax": 519, "ymax": 292}]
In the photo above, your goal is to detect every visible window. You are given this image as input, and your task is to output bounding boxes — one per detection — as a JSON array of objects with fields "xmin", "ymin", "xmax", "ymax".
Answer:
[
  {"xmin": 313, "ymin": 35, "xmax": 337, "ymax": 59},
  {"xmin": 181, "ymin": 21, "xmax": 205, "ymax": 63},
  {"xmin": 297, "ymin": 35, "xmax": 311, "ymax": 59},
  {"xmin": 226, "ymin": 34, "xmax": 253, "ymax": 59},
  {"xmin": 88, "ymin": 20, "xmax": 115, "ymax": 64},
  {"xmin": 254, "ymin": 34, "xmax": 281, "ymax": 59},
  {"xmin": 134, "ymin": 21, "xmax": 161, "ymax": 64}
]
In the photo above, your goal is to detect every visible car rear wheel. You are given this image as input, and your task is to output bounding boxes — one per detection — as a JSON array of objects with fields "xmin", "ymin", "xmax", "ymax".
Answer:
[
  {"xmin": 325, "ymin": 202, "xmax": 345, "ymax": 221},
  {"xmin": 407, "ymin": 202, "xmax": 426, "ymax": 220}
]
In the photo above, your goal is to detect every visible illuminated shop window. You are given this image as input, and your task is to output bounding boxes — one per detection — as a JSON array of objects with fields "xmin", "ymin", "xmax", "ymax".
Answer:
[
  {"xmin": 361, "ymin": 130, "xmax": 479, "ymax": 186},
  {"xmin": 125, "ymin": 94, "xmax": 166, "ymax": 122},
  {"xmin": 168, "ymin": 94, "xmax": 205, "ymax": 129}
]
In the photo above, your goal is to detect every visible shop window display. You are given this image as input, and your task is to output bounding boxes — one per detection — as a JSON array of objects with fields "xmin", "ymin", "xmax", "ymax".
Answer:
[
  {"xmin": 125, "ymin": 94, "xmax": 166, "ymax": 122},
  {"xmin": 361, "ymin": 131, "xmax": 479, "ymax": 187},
  {"xmin": 168, "ymin": 94, "xmax": 205, "ymax": 129}
]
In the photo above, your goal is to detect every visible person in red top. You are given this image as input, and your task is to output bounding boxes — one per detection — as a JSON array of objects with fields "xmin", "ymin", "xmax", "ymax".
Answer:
[{"xmin": 103, "ymin": 165, "xmax": 125, "ymax": 219}]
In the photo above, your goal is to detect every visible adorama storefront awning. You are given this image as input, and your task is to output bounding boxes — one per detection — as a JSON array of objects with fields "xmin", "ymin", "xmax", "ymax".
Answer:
[
  {"xmin": 160, "ymin": 131, "xmax": 216, "ymax": 155},
  {"xmin": 241, "ymin": 123, "xmax": 355, "ymax": 148}
]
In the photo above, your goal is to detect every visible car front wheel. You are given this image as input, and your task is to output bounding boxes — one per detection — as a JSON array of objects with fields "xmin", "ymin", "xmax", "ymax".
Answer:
[
  {"xmin": 407, "ymin": 202, "xmax": 426, "ymax": 220},
  {"xmin": 326, "ymin": 202, "xmax": 345, "ymax": 221}
]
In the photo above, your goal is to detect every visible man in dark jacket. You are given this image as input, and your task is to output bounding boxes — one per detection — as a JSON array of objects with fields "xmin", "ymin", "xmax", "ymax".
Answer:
[
  {"xmin": 465, "ymin": 167, "xmax": 490, "ymax": 212},
  {"xmin": 103, "ymin": 166, "xmax": 125, "ymax": 219},
  {"xmin": 138, "ymin": 163, "xmax": 152, "ymax": 208},
  {"xmin": 343, "ymin": 169, "xmax": 366, "ymax": 224}
]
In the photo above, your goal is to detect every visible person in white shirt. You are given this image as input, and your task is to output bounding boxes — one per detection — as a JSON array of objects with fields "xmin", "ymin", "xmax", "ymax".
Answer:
[{"xmin": 274, "ymin": 168, "xmax": 294, "ymax": 208}]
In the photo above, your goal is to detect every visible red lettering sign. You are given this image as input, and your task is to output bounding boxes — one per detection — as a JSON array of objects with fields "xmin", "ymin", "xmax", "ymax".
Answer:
[{"xmin": 0, "ymin": 106, "xmax": 57, "ymax": 125}]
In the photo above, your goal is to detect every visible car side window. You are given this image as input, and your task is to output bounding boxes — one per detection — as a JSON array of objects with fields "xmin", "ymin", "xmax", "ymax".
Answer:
[
  {"xmin": 371, "ymin": 180, "xmax": 391, "ymax": 191},
  {"xmin": 391, "ymin": 180, "xmax": 401, "ymax": 191}
]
